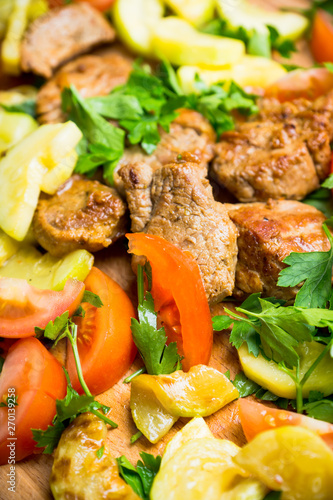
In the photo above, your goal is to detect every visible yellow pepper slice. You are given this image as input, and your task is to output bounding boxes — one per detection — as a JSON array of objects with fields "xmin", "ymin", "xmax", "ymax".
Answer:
[{"xmin": 2, "ymin": 0, "xmax": 30, "ymax": 75}]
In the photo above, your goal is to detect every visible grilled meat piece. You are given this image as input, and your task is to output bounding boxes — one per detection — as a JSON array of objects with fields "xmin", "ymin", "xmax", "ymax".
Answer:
[
  {"xmin": 120, "ymin": 161, "xmax": 238, "ymax": 304},
  {"xmin": 213, "ymin": 92, "xmax": 333, "ymax": 202},
  {"xmin": 50, "ymin": 413, "xmax": 139, "ymax": 500},
  {"xmin": 21, "ymin": 3, "xmax": 116, "ymax": 78},
  {"xmin": 115, "ymin": 109, "xmax": 216, "ymax": 192},
  {"xmin": 33, "ymin": 176, "xmax": 127, "ymax": 257},
  {"xmin": 228, "ymin": 199, "xmax": 330, "ymax": 301},
  {"xmin": 37, "ymin": 46, "xmax": 133, "ymax": 124}
]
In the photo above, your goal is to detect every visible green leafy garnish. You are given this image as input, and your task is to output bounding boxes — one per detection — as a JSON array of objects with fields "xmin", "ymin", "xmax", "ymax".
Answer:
[
  {"xmin": 263, "ymin": 492, "xmax": 282, "ymax": 500},
  {"xmin": 278, "ymin": 222, "xmax": 333, "ymax": 308},
  {"xmin": 82, "ymin": 290, "xmax": 103, "ymax": 308},
  {"xmin": 303, "ymin": 187, "xmax": 333, "ymax": 218},
  {"xmin": 116, "ymin": 452, "xmax": 161, "ymax": 500},
  {"xmin": 0, "ymin": 356, "xmax": 4, "ymax": 373},
  {"xmin": 0, "ymin": 100, "xmax": 36, "ymax": 118},
  {"xmin": 303, "ymin": 398, "xmax": 333, "ymax": 423},
  {"xmin": 231, "ymin": 372, "xmax": 261, "ymax": 398},
  {"xmin": 96, "ymin": 445, "xmax": 105, "ymax": 459},
  {"xmin": 131, "ymin": 266, "xmax": 182, "ymax": 375}
]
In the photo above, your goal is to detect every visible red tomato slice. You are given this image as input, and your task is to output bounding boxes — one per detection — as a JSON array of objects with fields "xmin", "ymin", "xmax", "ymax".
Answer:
[
  {"xmin": 127, "ymin": 233, "xmax": 213, "ymax": 371},
  {"xmin": 48, "ymin": 0, "xmax": 116, "ymax": 11},
  {"xmin": 311, "ymin": 10, "xmax": 333, "ymax": 64},
  {"xmin": 0, "ymin": 278, "xmax": 85, "ymax": 338},
  {"xmin": 0, "ymin": 338, "xmax": 67, "ymax": 464},
  {"xmin": 265, "ymin": 67, "xmax": 333, "ymax": 102},
  {"xmin": 238, "ymin": 399, "xmax": 333, "ymax": 450},
  {"xmin": 66, "ymin": 267, "xmax": 137, "ymax": 395}
]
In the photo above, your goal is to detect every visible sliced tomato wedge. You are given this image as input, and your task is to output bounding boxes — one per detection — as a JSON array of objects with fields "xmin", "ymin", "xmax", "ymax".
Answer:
[
  {"xmin": 311, "ymin": 10, "xmax": 333, "ymax": 64},
  {"xmin": 127, "ymin": 233, "xmax": 213, "ymax": 371},
  {"xmin": 48, "ymin": 0, "xmax": 116, "ymax": 10},
  {"xmin": 0, "ymin": 278, "xmax": 85, "ymax": 338},
  {"xmin": 66, "ymin": 267, "xmax": 137, "ymax": 395},
  {"xmin": 0, "ymin": 338, "xmax": 67, "ymax": 464},
  {"xmin": 265, "ymin": 67, "xmax": 333, "ymax": 102},
  {"xmin": 238, "ymin": 399, "xmax": 333, "ymax": 450}
]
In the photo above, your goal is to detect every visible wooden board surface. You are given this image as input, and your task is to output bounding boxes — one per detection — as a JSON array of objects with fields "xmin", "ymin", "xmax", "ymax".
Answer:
[{"xmin": 0, "ymin": 0, "xmax": 313, "ymax": 497}]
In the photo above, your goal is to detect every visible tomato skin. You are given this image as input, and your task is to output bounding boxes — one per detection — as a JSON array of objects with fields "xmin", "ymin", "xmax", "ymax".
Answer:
[
  {"xmin": 66, "ymin": 267, "xmax": 137, "ymax": 395},
  {"xmin": 0, "ymin": 278, "xmax": 85, "ymax": 338},
  {"xmin": 48, "ymin": 0, "xmax": 116, "ymax": 10},
  {"xmin": 0, "ymin": 338, "xmax": 67, "ymax": 464},
  {"xmin": 265, "ymin": 67, "xmax": 333, "ymax": 102},
  {"xmin": 238, "ymin": 399, "xmax": 333, "ymax": 450},
  {"xmin": 311, "ymin": 10, "xmax": 333, "ymax": 64},
  {"xmin": 127, "ymin": 233, "xmax": 213, "ymax": 371}
]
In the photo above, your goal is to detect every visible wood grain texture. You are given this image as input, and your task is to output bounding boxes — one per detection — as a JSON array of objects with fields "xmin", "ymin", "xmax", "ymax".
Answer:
[{"xmin": 0, "ymin": 0, "xmax": 313, "ymax": 497}]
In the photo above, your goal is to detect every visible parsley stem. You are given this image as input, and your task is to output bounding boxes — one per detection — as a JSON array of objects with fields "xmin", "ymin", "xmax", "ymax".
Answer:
[
  {"xmin": 123, "ymin": 367, "xmax": 146, "ymax": 384},
  {"xmin": 137, "ymin": 264, "xmax": 144, "ymax": 306},
  {"xmin": 295, "ymin": 359, "xmax": 303, "ymax": 414},
  {"xmin": 90, "ymin": 409, "xmax": 118, "ymax": 428},
  {"xmin": 67, "ymin": 324, "xmax": 92, "ymax": 397},
  {"xmin": 130, "ymin": 431, "xmax": 142, "ymax": 444}
]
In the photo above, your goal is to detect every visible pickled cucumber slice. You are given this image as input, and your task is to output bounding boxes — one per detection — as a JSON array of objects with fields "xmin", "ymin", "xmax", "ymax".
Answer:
[
  {"xmin": 164, "ymin": 0, "xmax": 215, "ymax": 27},
  {"xmin": 177, "ymin": 56, "xmax": 287, "ymax": 94},
  {"xmin": 234, "ymin": 426, "xmax": 333, "ymax": 500},
  {"xmin": 113, "ymin": 0, "xmax": 164, "ymax": 56},
  {"xmin": 0, "ymin": 108, "xmax": 38, "ymax": 153},
  {"xmin": 152, "ymin": 17, "xmax": 245, "ymax": 67},
  {"xmin": 216, "ymin": 0, "xmax": 309, "ymax": 43},
  {"xmin": 0, "ymin": 121, "xmax": 82, "ymax": 240},
  {"xmin": 0, "ymin": 246, "xmax": 94, "ymax": 290},
  {"xmin": 238, "ymin": 341, "xmax": 333, "ymax": 399}
]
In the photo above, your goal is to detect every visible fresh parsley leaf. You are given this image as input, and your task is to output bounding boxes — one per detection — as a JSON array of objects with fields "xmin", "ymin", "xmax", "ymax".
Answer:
[
  {"xmin": 278, "ymin": 222, "xmax": 333, "ymax": 308},
  {"xmin": 324, "ymin": 62, "xmax": 333, "ymax": 73},
  {"xmin": 303, "ymin": 398, "xmax": 333, "ymax": 423},
  {"xmin": 117, "ymin": 452, "xmax": 161, "ymax": 500},
  {"xmin": 32, "ymin": 421, "xmax": 66, "ymax": 454},
  {"xmin": 87, "ymin": 94, "xmax": 143, "ymax": 120},
  {"xmin": 232, "ymin": 372, "xmax": 261, "ymax": 398},
  {"xmin": 303, "ymin": 187, "xmax": 333, "ymax": 218},
  {"xmin": 96, "ymin": 445, "xmax": 105, "ymax": 459},
  {"xmin": 131, "ymin": 292, "xmax": 182, "ymax": 375},
  {"xmin": 212, "ymin": 315, "xmax": 234, "ymax": 331},
  {"xmin": 247, "ymin": 28, "xmax": 271, "ymax": 58},
  {"xmin": 73, "ymin": 305, "xmax": 85, "ymax": 318},
  {"xmin": 0, "ymin": 100, "xmax": 36, "ymax": 118},
  {"xmin": 308, "ymin": 390, "xmax": 325, "ymax": 403},
  {"xmin": 156, "ymin": 59, "xmax": 183, "ymax": 96},
  {"xmin": 264, "ymin": 492, "xmax": 282, "ymax": 500},
  {"xmin": 0, "ymin": 395, "xmax": 18, "ymax": 408},
  {"xmin": 322, "ymin": 174, "xmax": 333, "ymax": 189},
  {"xmin": 36, "ymin": 311, "xmax": 69, "ymax": 341},
  {"xmin": 82, "ymin": 290, "xmax": 103, "ymax": 308},
  {"xmin": 267, "ymin": 25, "xmax": 296, "ymax": 59}
]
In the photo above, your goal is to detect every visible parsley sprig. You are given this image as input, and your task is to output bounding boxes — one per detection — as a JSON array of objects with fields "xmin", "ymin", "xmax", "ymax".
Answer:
[
  {"xmin": 32, "ymin": 293, "xmax": 117, "ymax": 454},
  {"xmin": 116, "ymin": 452, "xmax": 161, "ymax": 500},
  {"xmin": 130, "ymin": 265, "xmax": 182, "ymax": 376}
]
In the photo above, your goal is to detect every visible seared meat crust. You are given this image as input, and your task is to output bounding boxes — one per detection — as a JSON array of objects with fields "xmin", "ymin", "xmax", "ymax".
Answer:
[
  {"xmin": 21, "ymin": 3, "xmax": 115, "ymax": 78},
  {"xmin": 228, "ymin": 199, "xmax": 330, "ymax": 300},
  {"xmin": 37, "ymin": 46, "xmax": 133, "ymax": 124},
  {"xmin": 33, "ymin": 176, "xmax": 127, "ymax": 256},
  {"xmin": 120, "ymin": 161, "xmax": 238, "ymax": 303},
  {"xmin": 213, "ymin": 92, "xmax": 333, "ymax": 202}
]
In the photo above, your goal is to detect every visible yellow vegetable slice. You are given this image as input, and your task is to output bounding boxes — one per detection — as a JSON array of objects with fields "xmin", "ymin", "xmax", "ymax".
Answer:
[
  {"xmin": 0, "ymin": 109, "xmax": 38, "ymax": 153},
  {"xmin": 151, "ymin": 419, "xmax": 267, "ymax": 500},
  {"xmin": 113, "ymin": 0, "xmax": 164, "ymax": 56},
  {"xmin": 0, "ymin": 246, "xmax": 94, "ymax": 291},
  {"xmin": 177, "ymin": 56, "xmax": 287, "ymax": 94},
  {"xmin": 1, "ymin": 0, "xmax": 30, "ymax": 75},
  {"xmin": 238, "ymin": 341, "xmax": 333, "ymax": 399},
  {"xmin": 28, "ymin": 0, "xmax": 48, "ymax": 21},
  {"xmin": 0, "ymin": 0, "xmax": 14, "ymax": 40},
  {"xmin": 0, "ymin": 229, "xmax": 20, "ymax": 267},
  {"xmin": 164, "ymin": 0, "xmax": 215, "ymax": 27},
  {"xmin": 151, "ymin": 17, "xmax": 245, "ymax": 67},
  {"xmin": 234, "ymin": 426, "xmax": 333, "ymax": 500},
  {"xmin": 216, "ymin": 0, "xmax": 309, "ymax": 43},
  {"xmin": 0, "ymin": 85, "xmax": 38, "ymax": 106},
  {"xmin": 130, "ymin": 365, "xmax": 239, "ymax": 443},
  {"xmin": 0, "ymin": 121, "xmax": 82, "ymax": 240}
]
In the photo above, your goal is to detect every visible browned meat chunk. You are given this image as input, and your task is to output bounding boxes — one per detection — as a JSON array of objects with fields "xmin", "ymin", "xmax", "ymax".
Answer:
[
  {"xmin": 228, "ymin": 199, "xmax": 330, "ymax": 301},
  {"xmin": 115, "ymin": 109, "xmax": 216, "ymax": 193},
  {"xmin": 37, "ymin": 46, "xmax": 133, "ymax": 124},
  {"xmin": 119, "ymin": 161, "xmax": 238, "ymax": 303},
  {"xmin": 212, "ymin": 92, "xmax": 333, "ymax": 202},
  {"xmin": 21, "ymin": 3, "xmax": 116, "ymax": 78},
  {"xmin": 33, "ymin": 176, "xmax": 127, "ymax": 257}
]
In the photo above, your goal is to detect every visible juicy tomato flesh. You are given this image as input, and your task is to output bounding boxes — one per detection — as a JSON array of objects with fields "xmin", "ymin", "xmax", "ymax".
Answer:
[
  {"xmin": 311, "ymin": 10, "xmax": 333, "ymax": 64},
  {"xmin": 265, "ymin": 67, "xmax": 333, "ymax": 102},
  {"xmin": 66, "ymin": 267, "xmax": 137, "ymax": 395},
  {"xmin": 127, "ymin": 233, "xmax": 213, "ymax": 371},
  {"xmin": 0, "ymin": 338, "xmax": 67, "ymax": 464},
  {"xmin": 48, "ymin": 0, "xmax": 116, "ymax": 11},
  {"xmin": 0, "ymin": 278, "xmax": 84, "ymax": 338},
  {"xmin": 238, "ymin": 399, "xmax": 333, "ymax": 450}
]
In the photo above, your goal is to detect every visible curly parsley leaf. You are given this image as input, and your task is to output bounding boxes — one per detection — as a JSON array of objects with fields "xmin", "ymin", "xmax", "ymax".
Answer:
[
  {"xmin": 32, "ymin": 421, "xmax": 66, "ymax": 454},
  {"xmin": 278, "ymin": 222, "xmax": 333, "ymax": 308},
  {"xmin": 116, "ymin": 452, "xmax": 161, "ymax": 500}
]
